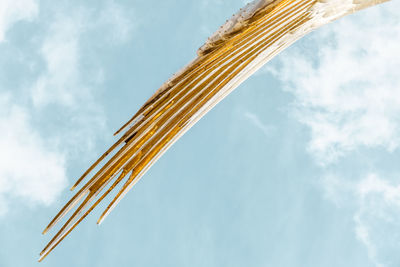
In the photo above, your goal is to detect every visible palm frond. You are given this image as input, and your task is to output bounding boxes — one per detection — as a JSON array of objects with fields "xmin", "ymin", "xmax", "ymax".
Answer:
[{"xmin": 40, "ymin": 0, "xmax": 391, "ymax": 261}]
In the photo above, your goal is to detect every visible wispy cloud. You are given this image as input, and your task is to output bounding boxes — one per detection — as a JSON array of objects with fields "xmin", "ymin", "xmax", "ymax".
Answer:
[
  {"xmin": 98, "ymin": 1, "xmax": 135, "ymax": 44},
  {"xmin": 32, "ymin": 13, "xmax": 85, "ymax": 107},
  {"xmin": 0, "ymin": 94, "xmax": 67, "ymax": 215},
  {"xmin": 268, "ymin": 1, "xmax": 400, "ymax": 266},
  {"xmin": 0, "ymin": 0, "xmax": 38, "ymax": 42},
  {"xmin": 244, "ymin": 111, "xmax": 275, "ymax": 136},
  {"xmin": 32, "ymin": 3, "xmax": 134, "ymax": 108},
  {"xmin": 0, "ymin": 1, "xmax": 135, "ymax": 216},
  {"xmin": 270, "ymin": 1, "xmax": 400, "ymax": 164},
  {"xmin": 322, "ymin": 172, "xmax": 400, "ymax": 267}
]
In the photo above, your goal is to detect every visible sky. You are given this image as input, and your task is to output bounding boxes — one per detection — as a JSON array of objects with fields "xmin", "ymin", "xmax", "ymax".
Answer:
[{"xmin": 0, "ymin": 0, "xmax": 399, "ymax": 266}]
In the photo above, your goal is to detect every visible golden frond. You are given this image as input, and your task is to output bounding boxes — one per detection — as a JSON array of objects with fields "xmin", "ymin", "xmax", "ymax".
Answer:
[{"xmin": 40, "ymin": 0, "xmax": 391, "ymax": 261}]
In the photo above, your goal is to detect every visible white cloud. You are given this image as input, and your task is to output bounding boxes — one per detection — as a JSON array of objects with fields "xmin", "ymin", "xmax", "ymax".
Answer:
[
  {"xmin": 0, "ymin": 94, "xmax": 68, "ymax": 215},
  {"xmin": 0, "ymin": 1, "xmax": 135, "ymax": 215},
  {"xmin": 32, "ymin": 14, "xmax": 84, "ymax": 107},
  {"xmin": 322, "ymin": 173, "xmax": 400, "ymax": 267},
  {"xmin": 0, "ymin": 0, "xmax": 38, "ymax": 42},
  {"xmin": 269, "ymin": 1, "xmax": 400, "ymax": 164},
  {"xmin": 28, "ymin": 11, "xmax": 106, "ymax": 160},
  {"xmin": 30, "ymin": 2, "xmax": 135, "ymax": 155},
  {"xmin": 355, "ymin": 174, "xmax": 400, "ymax": 263},
  {"xmin": 32, "ymin": 3, "xmax": 134, "ymax": 108},
  {"xmin": 269, "ymin": 2, "xmax": 400, "ymax": 266},
  {"xmin": 244, "ymin": 111, "xmax": 275, "ymax": 136},
  {"xmin": 98, "ymin": 1, "xmax": 134, "ymax": 44}
]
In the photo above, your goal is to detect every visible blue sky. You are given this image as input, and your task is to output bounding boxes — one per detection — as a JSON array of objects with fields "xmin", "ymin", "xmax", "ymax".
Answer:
[{"xmin": 0, "ymin": 0, "xmax": 399, "ymax": 266}]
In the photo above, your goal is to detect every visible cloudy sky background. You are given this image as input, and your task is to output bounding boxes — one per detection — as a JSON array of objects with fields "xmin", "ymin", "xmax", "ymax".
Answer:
[{"xmin": 0, "ymin": 0, "xmax": 399, "ymax": 266}]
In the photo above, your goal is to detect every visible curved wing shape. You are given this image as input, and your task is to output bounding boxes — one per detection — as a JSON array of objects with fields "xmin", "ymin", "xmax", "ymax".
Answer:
[{"xmin": 40, "ymin": 0, "xmax": 390, "ymax": 261}]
